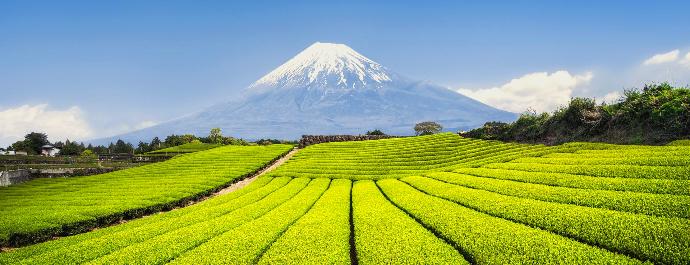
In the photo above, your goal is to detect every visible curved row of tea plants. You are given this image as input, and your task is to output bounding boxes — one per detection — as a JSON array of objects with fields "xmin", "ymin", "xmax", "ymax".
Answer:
[
  {"xmin": 377, "ymin": 179, "xmax": 642, "ymax": 264},
  {"xmin": 0, "ymin": 144, "xmax": 292, "ymax": 247},
  {"xmin": 425, "ymin": 171, "xmax": 690, "ymax": 218},
  {"xmin": 268, "ymin": 133, "xmax": 578, "ymax": 180},
  {"xmin": 401, "ymin": 176, "xmax": 690, "ymax": 264},
  {"xmin": 351, "ymin": 180, "xmax": 467, "ymax": 264},
  {"xmin": 146, "ymin": 142, "xmax": 223, "ymax": 154}
]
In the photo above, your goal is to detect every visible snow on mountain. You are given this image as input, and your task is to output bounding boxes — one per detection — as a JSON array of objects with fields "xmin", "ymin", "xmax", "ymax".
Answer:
[
  {"xmin": 93, "ymin": 42, "xmax": 517, "ymax": 144},
  {"xmin": 249, "ymin": 42, "xmax": 395, "ymax": 91}
]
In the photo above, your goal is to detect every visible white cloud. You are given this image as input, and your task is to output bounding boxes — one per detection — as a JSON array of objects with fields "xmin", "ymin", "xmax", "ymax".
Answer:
[
  {"xmin": 98, "ymin": 120, "xmax": 159, "ymax": 139},
  {"xmin": 681, "ymin": 51, "xmax": 690, "ymax": 67},
  {"xmin": 601, "ymin": 91, "xmax": 623, "ymax": 104},
  {"xmin": 0, "ymin": 104, "xmax": 93, "ymax": 147},
  {"xmin": 643, "ymin": 49, "xmax": 679, "ymax": 65},
  {"xmin": 133, "ymin": 120, "xmax": 158, "ymax": 130},
  {"xmin": 457, "ymin": 71, "xmax": 593, "ymax": 113}
]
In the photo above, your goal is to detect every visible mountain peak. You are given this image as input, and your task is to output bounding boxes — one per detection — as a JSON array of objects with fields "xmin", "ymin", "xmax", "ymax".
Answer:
[{"xmin": 249, "ymin": 42, "xmax": 395, "ymax": 90}]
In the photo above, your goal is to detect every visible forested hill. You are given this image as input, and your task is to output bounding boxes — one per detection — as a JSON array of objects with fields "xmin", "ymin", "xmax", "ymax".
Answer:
[{"xmin": 462, "ymin": 83, "xmax": 690, "ymax": 145}]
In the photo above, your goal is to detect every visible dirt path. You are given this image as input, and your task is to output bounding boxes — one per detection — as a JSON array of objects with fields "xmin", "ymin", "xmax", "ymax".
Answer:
[{"xmin": 214, "ymin": 147, "xmax": 299, "ymax": 196}]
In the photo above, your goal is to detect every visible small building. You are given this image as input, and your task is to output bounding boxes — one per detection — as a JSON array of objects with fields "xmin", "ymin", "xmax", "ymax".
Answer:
[
  {"xmin": 14, "ymin": 151, "xmax": 28, "ymax": 156},
  {"xmin": 41, "ymin": 145, "xmax": 60, "ymax": 157}
]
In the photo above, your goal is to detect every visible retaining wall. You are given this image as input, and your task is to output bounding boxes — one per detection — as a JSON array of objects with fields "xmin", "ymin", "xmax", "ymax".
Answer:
[{"xmin": 0, "ymin": 168, "xmax": 117, "ymax": 186}]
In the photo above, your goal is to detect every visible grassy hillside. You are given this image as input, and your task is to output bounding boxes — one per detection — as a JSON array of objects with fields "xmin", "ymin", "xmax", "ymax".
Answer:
[{"xmin": 0, "ymin": 144, "xmax": 292, "ymax": 247}]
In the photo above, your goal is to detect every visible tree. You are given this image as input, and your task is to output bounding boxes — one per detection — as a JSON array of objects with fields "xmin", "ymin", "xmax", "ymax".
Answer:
[
  {"xmin": 180, "ymin": 134, "xmax": 197, "ymax": 144},
  {"xmin": 79, "ymin": 150, "xmax": 97, "ymax": 163},
  {"xmin": 91, "ymin": 145, "xmax": 109, "ymax": 154},
  {"xmin": 12, "ymin": 132, "xmax": 50, "ymax": 154},
  {"xmin": 112, "ymin": 139, "xmax": 134, "ymax": 154},
  {"xmin": 150, "ymin": 137, "xmax": 162, "ymax": 150},
  {"xmin": 10, "ymin": 141, "xmax": 29, "ymax": 154},
  {"xmin": 414, "ymin": 121, "xmax": 443, "ymax": 136},
  {"xmin": 223, "ymin": 136, "xmax": 248, "ymax": 145},
  {"xmin": 59, "ymin": 139, "xmax": 84, "ymax": 156},
  {"xmin": 366, "ymin": 129, "xmax": 386, "ymax": 136},
  {"xmin": 209, "ymin": 128, "xmax": 223, "ymax": 144},
  {"xmin": 135, "ymin": 141, "xmax": 152, "ymax": 154},
  {"xmin": 53, "ymin": 141, "xmax": 65, "ymax": 149},
  {"xmin": 164, "ymin": 134, "xmax": 198, "ymax": 147}
]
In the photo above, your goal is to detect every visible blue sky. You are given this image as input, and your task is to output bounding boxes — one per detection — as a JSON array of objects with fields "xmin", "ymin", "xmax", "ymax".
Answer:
[{"xmin": 1, "ymin": 0, "xmax": 690, "ymax": 145}]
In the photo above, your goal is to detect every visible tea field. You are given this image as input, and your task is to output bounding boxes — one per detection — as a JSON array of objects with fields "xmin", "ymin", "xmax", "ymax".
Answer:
[
  {"xmin": 1, "ymin": 133, "xmax": 688, "ymax": 264},
  {"xmin": 146, "ymin": 142, "xmax": 223, "ymax": 155},
  {"xmin": 0, "ymin": 145, "xmax": 293, "ymax": 247}
]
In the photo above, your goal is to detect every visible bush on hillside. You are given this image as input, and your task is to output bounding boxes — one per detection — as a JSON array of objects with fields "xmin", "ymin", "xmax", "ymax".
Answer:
[
  {"xmin": 365, "ymin": 129, "xmax": 386, "ymax": 136},
  {"xmin": 414, "ymin": 122, "xmax": 443, "ymax": 136},
  {"xmin": 462, "ymin": 83, "xmax": 690, "ymax": 145}
]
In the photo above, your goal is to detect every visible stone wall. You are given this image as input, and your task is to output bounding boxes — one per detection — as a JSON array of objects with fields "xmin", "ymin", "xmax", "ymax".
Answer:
[
  {"xmin": 0, "ymin": 169, "xmax": 32, "ymax": 186},
  {"xmin": 0, "ymin": 168, "xmax": 117, "ymax": 186},
  {"xmin": 299, "ymin": 135, "xmax": 396, "ymax": 148}
]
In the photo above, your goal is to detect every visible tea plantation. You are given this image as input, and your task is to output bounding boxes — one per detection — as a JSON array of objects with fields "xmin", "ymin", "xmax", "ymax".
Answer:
[
  {"xmin": 0, "ymin": 145, "xmax": 292, "ymax": 247},
  {"xmin": 1, "ymin": 133, "xmax": 688, "ymax": 264}
]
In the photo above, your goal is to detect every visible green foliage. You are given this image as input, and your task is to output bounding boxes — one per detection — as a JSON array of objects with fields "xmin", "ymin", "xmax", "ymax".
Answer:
[
  {"xmin": 400, "ymin": 176, "xmax": 689, "ymax": 264},
  {"xmin": 463, "ymin": 83, "xmax": 690, "ymax": 144},
  {"xmin": 454, "ymin": 167, "xmax": 690, "ymax": 196},
  {"xmin": 2, "ymin": 135, "xmax": 688, "ymax": 264},
  {"xmin": 135, "ymin": 141, "xmax": 152, "ymax": 154},
  {"xmin": 79, "ymin": 150, "xmax": 97, "ymax": 163},
  {"xmin": 484, "ymin": 162, "xmax": 690, "ymax": 180},
  {"xmin": 147, "ymin": 142, "xmax": 222, "ymax": 154},
  {"xmin": 353, "ymin": 180, "xmax": 467, "ymax": 264},
  {"xmin": 365, "ymin": 129, "xmax": 386, "ymax": 135},
  {"xmin": 111, "ymin": 139, "xmax": 134, "ymax": 154},
  {"xmin": 10, "ymin": 132, "xmax": 50, "ymax": 154},
  {"xmin": 414, "ymin": 121, "xmax": 443, "ymax": 136},
  {"xmin": 208, "ymin": 128, "xmax": 223, "ymax": 144},
  {"xmin": 58, "ymin": 139, "xmax": 86, "ymax": 156},
  {"xmin": 269, "ymin": 133, "xmax": 555, "ymax": 180},
  {"xmin": 0, "ymin": 177, "xmax": 288, "ymax": 263},
  {"xmin": 223, "ymin": 136, "xmax": 249, "ymax": 145},
  {"xmin": 164, "ymin": 134, "xmax": 199, "ymax": 147},
  {"xmin": 169, "ymin": 178, "xmax": 329, "ymax": 264},
  {"xmin": 255, "ymin": 139, "xmax": 296, "ymax": 145},
  {"xmin": 507, "ymin": 110, "xmax": 551, "ymax": 141},
  {"xmin": 0, "ymin": 144, "xmax": 293, "ymax": 247},
  {"xmin": 425, "ymin": 172, "xmax": 689, "ymax": 218},
  {"xmin": 258, "ymin": 179, "xmax": 352, "ymax": 264},
  {"xmin": 377, "ymin": 179, "xmax": 640, "ymax": 264},
  {"xmin": 667, "ymin": 139, "xmax": 690, "ymax": 146}
]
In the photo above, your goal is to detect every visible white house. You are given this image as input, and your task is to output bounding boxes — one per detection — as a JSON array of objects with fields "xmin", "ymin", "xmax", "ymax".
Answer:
[{"xmin": 41, "ymin": 145, "xmax": 60, "ymax": 157}]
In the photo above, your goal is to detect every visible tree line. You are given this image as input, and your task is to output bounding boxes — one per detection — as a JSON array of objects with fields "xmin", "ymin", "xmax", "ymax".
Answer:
[{"xmin": 3, "ymin": 128, "xmax": 256, "ymax": 156}]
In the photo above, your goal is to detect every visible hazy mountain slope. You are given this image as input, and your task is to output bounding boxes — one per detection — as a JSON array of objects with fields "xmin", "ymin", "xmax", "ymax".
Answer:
[{"xmin": 95, "ymin": 42, "xmax": 516, "ymax": 143}]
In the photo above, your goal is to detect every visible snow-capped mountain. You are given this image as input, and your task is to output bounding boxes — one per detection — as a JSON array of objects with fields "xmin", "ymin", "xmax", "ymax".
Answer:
[
  {"xmin": 248, "ymin": 42, "xmax": 397, "ymax": 91},
  {"xmin": 95, "ymin": 42, "xmax": 516, "ymax": 143}
]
